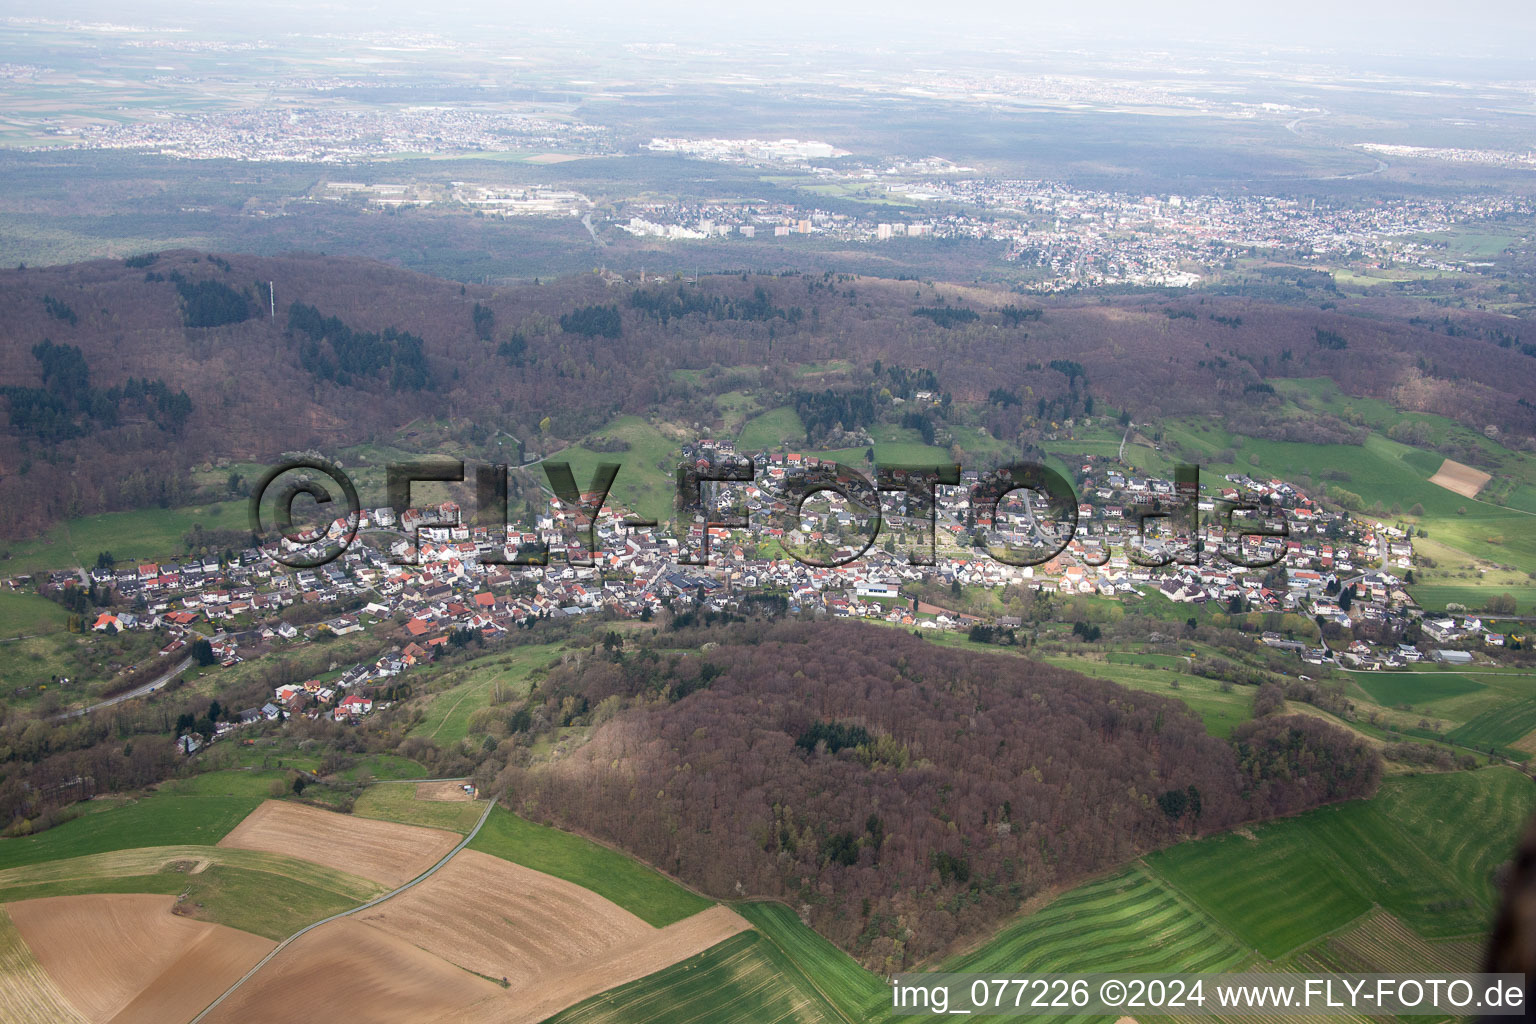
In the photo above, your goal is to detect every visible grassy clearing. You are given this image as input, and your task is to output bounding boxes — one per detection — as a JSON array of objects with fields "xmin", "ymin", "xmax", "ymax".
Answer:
[
  {"xmin": 408, "ymin": 643, "xmax": 555, "ymax": 745},
  {"xmin": 1040, "ymin": 653, "xmax": 1251, "ymax": 738},
  {"xmin": 541, "ymin": 416, "xmax": 680, "ymax": 525},
  {"xmin": 0, "ymin": 843, "xmax": 381, "ymax": 899},
  {"xmin": 738, "ymin": 405, "xmax": 807, "ymax": 452},
  {"xmin": 177, "ymin": 863, "xmax": 366, "ymax": 939},
  {"xmin": 542, "ymin": 931, "xmax": 842, "ymax": 1024},
  {"xmin": 0, "ymin": 632, "xmax": 81, "ymax": 697},
  {"xmin": 1409, "ymin": 584, "xmax": 1536, "ymax": 615},
  {"xmin": 1170, "ymin": 411, "xmax": 1536, "ymax": 572},
  {"xmin": 0, "ymin": 796, "xmax": 259, "ymax": 871},
  {"xmin": 713, "ymin": 390, "xmax": 763, "ymax": 434},
  {"xmin": 1412, "ymin": 581, "xmax": 1536, "ymax": 615},
  {"xmin": 352, "ymin": 782, "xmax": 484, "ymax": 834},
  {"xmin": 1373, "ymin": 669, "xmax": 1536, "ymax": 731},
  {"xmin": 1419, "ymin": 509, "xmax": 1536, "ymax": 577},
  {"xmin": 469, "ymin": 805, "xmax": 712, "ymax": 928},
  {"xmin": 331, "ymin": 753, "xmax": 428, "ymax": 782}
]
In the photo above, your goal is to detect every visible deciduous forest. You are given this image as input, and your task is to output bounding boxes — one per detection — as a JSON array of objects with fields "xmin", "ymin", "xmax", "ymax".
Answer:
[{"xmin": 499, "ymin": 621, "xmax": 1379, "ymax": 966}]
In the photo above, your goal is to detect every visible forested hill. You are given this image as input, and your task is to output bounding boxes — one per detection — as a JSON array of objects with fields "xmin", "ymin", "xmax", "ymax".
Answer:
[
  {"xmin": 1, "ymin": 250, "xmax": 1534, "ymax": 536},
  {"xmin": 499, "ymin": 620, "xmax": 1380, "ymax": 967}
]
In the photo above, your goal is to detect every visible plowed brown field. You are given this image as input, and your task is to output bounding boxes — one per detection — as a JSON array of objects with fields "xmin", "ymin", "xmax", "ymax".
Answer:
[
  {"xmin": 485, "ymin": 904, "xmax": 754, "ymax": 1024},
  {"xmin": 216, "ymin": 800, "xmax": 458, "ymax": 886},
  {"xmin": 358, "ymin": 851, "xmax": 748, "ymax": 1023},
  {"xmin": 5, "ymin": 894, "xmax": 272, "ymax": 1024},
  {"xmin": 201, "ymin": 850, "xmax": 747, "ymax": 1024},
  {"xmin": 200, "ymin": 918, "xmax": 503, "ymax": 1024},
  {"xmin": 358, "ymin": 849, "xmax": 649, "ymax": 985},
  {"xmin": 415, "ymin": 780, "xmax": 473, "ymax": 802},
  {"xmin": 1428, "ymin": 457, "xmax": 1491, "ymax": 498}
]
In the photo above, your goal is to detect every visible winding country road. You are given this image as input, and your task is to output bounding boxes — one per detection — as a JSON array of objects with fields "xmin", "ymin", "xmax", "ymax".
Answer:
[
  {"xmin": 187, "ymin": 797, "xmax": 496, "ymax": 1024},
  {"xmin": 54, "ymin": 655, "xmax": 194, "ymax": 720}
]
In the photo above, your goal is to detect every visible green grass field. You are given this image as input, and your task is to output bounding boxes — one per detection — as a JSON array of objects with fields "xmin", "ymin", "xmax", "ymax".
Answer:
[
  {"xmin": 351, "ymin": 782, "xmax": 484, "ymax": 834},
  {"xmin": 542, "ymin": 931, "xmax": 842, "ymax": 1024},
  {"xmin": 469, "ymin": 806, "xmax": 712, "ymax": 928},
  {"xmin": 1165, "ymin": 412, "xmax": 1536, "ymax": 573},
  {"xmin": 1152, "ymin": 828, "xmax": 1357, "ymax": 958},
  {"xmin": 1148, "ymin": 768, "xmax": 1533, "ymax": 955},
  {"xmin": 540, "ymin": 416, "xmax": 680, "ymax": 526},
  {"xmin": 1040, "ymin": 653, "xmax": 1252, "ymax": 737},
  {"xmin": 1371, "ymin": 768, "xmax": 1534, "ymax": 911},
  {"xmin": 408, "ymin": 643, "xmax": 556, "ymax": 745},
  {"xmin": 944, "ymin": 867, "xmax": 1247, "ymax": 974},
  {"xmin": 0, "ymin": 500, "xmax": 248, "ymax": 575},
  {"xmin": 176, "ymin": 863, "xmax": 369, "ymax": 939},
  {"xmin": 1446, "ymin": 697, "xmax": 1536, "ymax": 752},
  {"xmin": 0, "ymin": 839, "xmax": 384, "ymax": 940},
  {"xmin": 713, "ymin": 390, "xmax": 764, "ymax": 434},
  {"xmin": 1350, "ymin": 670, "xmax": 1486, "ymax": 709},
  {"xmin": 0, "ymin": 772, "xmax": 277, "ymax": 871},
  {"xmin": 726, "ymin": 870, "xmax": 1248, "ymax": 1024},
  {"xmin": 739, "ymin": 405, "xmax": 806, "ymax": 452},
  {"xmin": 1408, "ymin": 584, "xmax": 1536, "ymax": 615},
  {"xmin": 739, "ymin": 902, "xmax": 889, "ymax": 1020},
  {"xmin": 331, "ymin": 753, "xmax": 429, "ymax": 782},
  {"xmin": 0, "ymin": 590, "xmax": 70, "ymax": 639}
]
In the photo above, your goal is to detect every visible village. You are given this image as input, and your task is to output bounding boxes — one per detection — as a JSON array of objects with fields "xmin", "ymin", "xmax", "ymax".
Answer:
[{"xmin": 14, "ymin": 445, "xmax": 1518, "ymax": 757}]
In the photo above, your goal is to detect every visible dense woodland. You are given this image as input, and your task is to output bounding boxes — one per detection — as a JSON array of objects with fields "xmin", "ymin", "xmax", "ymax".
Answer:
[
  {"xmin": 1, "ymin": 251, "xmax": 1535, "ymax": 535},
  {"xmin": 499, "ymin": 621, "xmax": 1379, "ymax": 967}
]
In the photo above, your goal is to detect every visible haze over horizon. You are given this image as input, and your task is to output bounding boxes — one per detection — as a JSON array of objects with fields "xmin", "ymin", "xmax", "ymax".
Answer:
[{"xmin": 5, "ymin": 0, "xmax": 1536, "ymax": 62}]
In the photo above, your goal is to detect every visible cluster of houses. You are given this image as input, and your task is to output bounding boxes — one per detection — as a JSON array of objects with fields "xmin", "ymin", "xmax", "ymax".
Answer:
[{"xmin": 19, "ymin": 445, "xmax": 1522, "ymax": 754}]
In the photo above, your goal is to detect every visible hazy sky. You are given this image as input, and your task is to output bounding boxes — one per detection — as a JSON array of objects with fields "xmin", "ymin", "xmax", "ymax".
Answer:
[{"xmin": 10, "ymin": 0, "xmax": 1536, "ymax": 59}]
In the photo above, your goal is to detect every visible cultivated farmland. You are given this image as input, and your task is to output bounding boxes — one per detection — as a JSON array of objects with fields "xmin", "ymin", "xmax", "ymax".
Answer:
[
  {"xmin": 0, "ymin": 844, "xmax": 384, "ymax": 939},
  {"xmin": 1147, "ymin": 767, "xmax": 1533, "ymax": 955},
  {"xmin": 0, "ymin": 782, "xmax": 266, "ymax": 871},
  {"xmin": 216, "ymin": 799, "xmax": 458, "ymax": 887},
  {"xmin": 200, "ymin": 917, "xmax": 505, "ymax": 1024},
  {"xmin": 1447, "ymin": 697, "xmax": 1536, "ymax": 754},
  {"xmin": 6, "ymin": 893, "xmax": 272, "ymax": 1024},
  {"xmin": 1428, "ymin": 457, "xmax": 1492, "ymax": 499},
  {"xmin": 198, "ymin": 847, "xmax": 746, "ymax": 1024},
  {"xmin": 542, "ymin": 931, "xmax": 844, "ymax": 1024},
  {"xmin": 354, "ymin": 849, "xmax": 654, "ymax": 990},
  {"xmin": 470, "ymin": 806, "xmax": 712, "ymax": 928},
  {"xmin": 0, "ymin": 907, "xmax": 86, "ymax": 1024}
]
